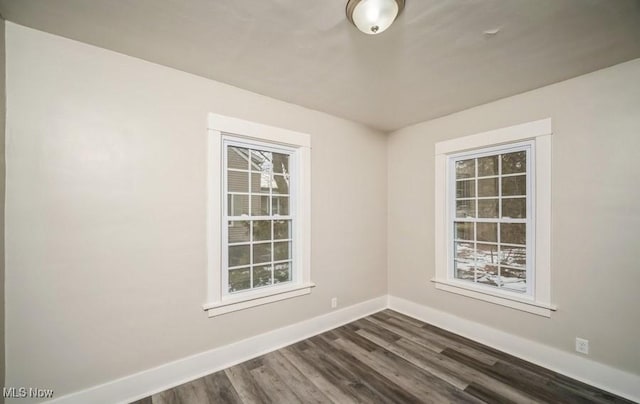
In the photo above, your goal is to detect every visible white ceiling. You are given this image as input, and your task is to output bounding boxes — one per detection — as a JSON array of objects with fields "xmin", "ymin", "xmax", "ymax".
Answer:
[{"xmin": 1, "ymin": 0, "xmax": 639, "ymax": 131}]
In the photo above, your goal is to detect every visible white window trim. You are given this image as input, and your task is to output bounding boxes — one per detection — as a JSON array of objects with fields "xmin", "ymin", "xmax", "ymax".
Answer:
[
  {"xmin": 433, "ymin": 118, "xmax": 556, "ymax": 317},
  {"xmin": 204, "ymin": 114, "xmax": 313, "ymax": 317}
]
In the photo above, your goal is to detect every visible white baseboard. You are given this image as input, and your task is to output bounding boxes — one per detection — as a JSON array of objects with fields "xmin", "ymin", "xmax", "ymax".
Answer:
[
  {"xmin": 388, "ymin": 295, "xmax": 640, "ymax": 402},
  {"xmin": 48, "ymin": 296, "xmax": 387, "ymax": 404}
]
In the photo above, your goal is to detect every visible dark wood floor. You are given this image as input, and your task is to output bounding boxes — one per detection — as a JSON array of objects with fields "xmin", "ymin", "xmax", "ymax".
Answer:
[{"xmin": 132, "ymin": 310, "xmax": 633, "ymax": 404}]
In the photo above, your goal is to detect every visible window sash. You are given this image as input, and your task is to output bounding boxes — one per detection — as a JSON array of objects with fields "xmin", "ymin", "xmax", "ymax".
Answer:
[
  {"xmin": 222, "ymin": 135, "xmax": 298, "ymax": 297},
  {"xmin": 447, "ymin": 141, "xmax": 535, "ymax": 298}
]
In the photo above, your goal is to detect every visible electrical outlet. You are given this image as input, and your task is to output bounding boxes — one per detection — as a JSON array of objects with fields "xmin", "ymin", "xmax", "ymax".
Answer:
[
  {"xmin": 575, "ymin": 337, "xmax": 589, "ymax": 355},
  {"xmin": 331, "ymin": 297, "xmax": 338, "ymax": 309}
]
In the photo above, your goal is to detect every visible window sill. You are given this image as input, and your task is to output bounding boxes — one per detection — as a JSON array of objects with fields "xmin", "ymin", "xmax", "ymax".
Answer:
[
  {"xmin": 203, "ymin": 283, "xmax": 315, "ymax": 317},
  {"xmin": 431, "ymin": 278, "xmax": 557, "ymax": 317}
]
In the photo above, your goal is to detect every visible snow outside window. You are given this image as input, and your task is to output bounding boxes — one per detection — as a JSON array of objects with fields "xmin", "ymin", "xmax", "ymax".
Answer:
[
  {"xmin": 451, "ymin": 143, "xmax": 533, "ymax": 296},
  {"xmin": 433, "ymin": 119, "xmax": 555, "ymax": 317}
]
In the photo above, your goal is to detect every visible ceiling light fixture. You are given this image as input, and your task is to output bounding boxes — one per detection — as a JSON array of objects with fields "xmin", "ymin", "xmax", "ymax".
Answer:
[{"xmin": 346, "ymin": 0, "xmax": 405, "ymax": 35}]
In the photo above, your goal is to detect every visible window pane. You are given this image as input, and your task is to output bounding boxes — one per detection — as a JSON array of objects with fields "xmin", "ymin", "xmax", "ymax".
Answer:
[
  {"xmin": 228, "ymin": 171, "xmax": 249, "ymax": 193},
  {"xmin": 274, "ymin": 220, "xmax": 291, "ymax": 240},
  {"xmin": 478, "ymin": 199, "xmax": 498, "ymax": 218},
  {"xmin": 274, "ymin": 262, "xmax": 291, "ymax": 284},
  {"xmin": 501, "ymin": 151, "xmax": 526, "ymax": 174},
  {"xmin": 456, "ymin": 180, "xmax": 475, "ymax": 198},
  {"xmin": 253, "ymin": 220, "xmax": 272, "ymax": 241},
  {"xmin": 455, "ymin": 242, "xmax": 474, "ymax": 261},
  {"xmin": 477, "ymin": 264, "xmax": 499, "ymax": 287},
  {"xmin": 228, "ymin": 147, "xmax": 249, "ymax": 170},
  {"xmin": 477, "ymin": 222, "xmax": 497, "ymax": 242},
  {"xmin": 499, "ymin": 245, "xmax": 526, "ymax": 268},
  {"xmin": 478, "ymin": 156, "xmax": 498, "ymax": 177},
  {"xmin": 228, "ymin": 194, "xmax": 249, "ymax": 216},
  {"xmin": 502, "ymin": 175, "xmax": 526, "ymax": 196},
  {"xmin": 476, "ymin": 243, "xmax": 499, "ymax": 267},
  {"xmin": 272, "ymin": 153, "xmax": 289, "ymax": 174},
  {"xmin": 476, "ymin": 243, "xmax": 499, "ymax": 287},
  {"xmin": 456, "ymin": 159, "xmax": 475, "ymax": 179},
  {"xmin": 502, "ymin": 198, "xmax": 526, "ymax": 219},
  {"xmin": 252, "ymin": 265, "xmax": 273, "ymax": 288},
  {"xmin": 228, "ymin": 221, "xmax": 250, "ymax": 243},
  {"xmin": 272, "ymin": 196, "xmax": 289, "ymax": 216},
  {"xmin": 251, "ymin": 172, "xmax": 271, "ymax": 193},
  {"xmin": 229, "ymin": 245, "xmax": 250, "ymax": 267},
  {"xmin": 251, "ymin": 195, "xmax": 270, "ymax": 216},
  {"xmin": 500, "ymin": 268, "xmax": 527, "ymax": 293},
  {"xmin": 456, "ymin": 200, "xmax": 476, "ymax": 218},
  {"xmin": 478, "ymin": 178, "xmax": 498, "ymax": 197},
  {"xmin": 501, "ymin": 223, "xmax": 526, "ymax": 245},
  {"xmin": 253, "ymin": 243, "xmax": 272, "ymax": 264},
  {"xmin": 454, "ymin": 222, "xmax": 474, "ymax": 241},
  {"xmin": 228, "ymin": 267, "xmax": 250, "ymax": 292},
  {"xmin": 454, "ymin": 260, "xmax": 474, "ymax": 280},
  {"xmin": 251, "ymin": 150, "xmax": 272, "ymax": 172},
  {"xmin": 273, "ymin": 174, "xmax": 289, "ymax": 195},
  {"xmin": 274, "ymin": 241, "xmax": 291, "ymax": 261}
]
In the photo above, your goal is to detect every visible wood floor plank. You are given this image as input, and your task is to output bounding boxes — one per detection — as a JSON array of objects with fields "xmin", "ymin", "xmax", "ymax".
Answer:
[
  {"xmin": 381, "ymin": 313, "xmax": 499, "ymax": 366},
  {"xmin": 354, "ymin": 327, "xmax": 469, "ymax": 390},
  {"xmin": 310, "ymin": 334, "xmax": 425, "ymax": 404},
  {"xmin": 496, "ymin": 353, "xmax": 630, "ymax": 404},
  {"xmin": 331, "ymin": 328, "xmax": 485, "ymax": 404},
  {"xmin": 289, "ymin": 339, "xmax": 386, "ymax": 403},
  {"xmin": 129, "ymin": 309, "xmax": 632, "ymax": 404},
  {"xmin": 225, "ymin": 362, "xmax": 272, "ymax": 404},
  {"xmin": 129, "ymin": 397, "xmax": 152, "ymax": 404},
  {"xmin": 351, "ymin": 318, "xmax": 402, "ymax": 344},
  {"xmin": 201, "ymin": 370, "xmax": 243, "ymax": 404},
  {"xmin": 302, "ymin": 335, "xmax": 410, "ymax": 403},
  {"xmin": 445, "ymin": 346, "xmax": 622, "ymax": 404},
  {"xmin": 420, "ymin": 320, "xmax": 536, "ymax": 366},
  {"xmin": 261, "ymin": 350, "xmax": 331, "ymax": 404},
  {"xmin": 279, "ymin": 345, "xmax": 357, "ymax": 404},
  {"xmin": 465, "ymin": 381, "xmax": 519, "ymax": 404},
  {"xmin": 153, "ymin": 378, "xmax": 212, "ymax": 404},
  {"xmin": 379, "ymin": 309, "xmax": 426, "ymax": 327},
  {"xmin": 177, "ymin": 378, "xmax": 216, "ymax": 404},
  {"xmin": 545, "ymin": 375, "xmax": 636, "ymax": 404},
  {"xmin": 489, "ymin": 360, "xmax": 596, "ymax": 404},
  {"xmin": 393, "ymin": 338, "xmax": 542, "ymax": 404},
  {"xmin": 150, "ymin": 388, "xmax": 179, "ymax": 404},
  {"xmin": 249, "ymin": 363, "xmax": 301, "ymax": 404},
  {"xmin": 364, "ymin": 314, "xmax": 446, "ymax": 353},
  {"xmin": 437, "ymin": 347, "xmax": 544, "ymax": 403}
]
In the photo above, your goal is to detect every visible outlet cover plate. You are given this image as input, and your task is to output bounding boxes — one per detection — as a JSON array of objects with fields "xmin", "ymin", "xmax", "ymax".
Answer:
[{"xmin": 575, "ymin": 337, "xmax": 589, "ymax": 354}]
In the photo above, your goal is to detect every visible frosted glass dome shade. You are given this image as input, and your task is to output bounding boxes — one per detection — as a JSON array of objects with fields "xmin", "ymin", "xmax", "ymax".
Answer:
[{"xmin": 346, "ymin": 0, "xmax": 405, "ymax": 35}]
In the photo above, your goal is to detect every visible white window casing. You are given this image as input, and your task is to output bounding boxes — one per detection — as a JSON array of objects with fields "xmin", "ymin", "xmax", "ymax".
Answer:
[
  {"xmin": 204, "ymin": 114, "xmax": 313, "ymax": 317},
  {"xmin": 433, "ymin": 118, "xmax": 555, "ymax": 317}
]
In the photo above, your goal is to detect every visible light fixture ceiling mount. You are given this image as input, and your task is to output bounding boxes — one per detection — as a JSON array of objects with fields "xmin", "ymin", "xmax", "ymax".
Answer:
[{"xmin": 346, "ymin": 0, "xmax": 405, "ymax": 35}]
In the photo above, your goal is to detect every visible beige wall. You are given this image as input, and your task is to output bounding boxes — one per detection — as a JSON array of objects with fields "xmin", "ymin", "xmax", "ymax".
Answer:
[
  {"xmin": 4, "ymin": 23, "xmax": 387, "ymax": 397},
  {"xmin": 388, "ymin": 58, "xmax": 640, "ymax": 375}
]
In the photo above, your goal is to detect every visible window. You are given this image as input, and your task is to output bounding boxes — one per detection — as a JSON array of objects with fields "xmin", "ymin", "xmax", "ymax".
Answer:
[
  {"xmin": 434, "ymin": 119, "xmax": 555, "ymax": 317},
  {"xmin": 224, "ymin": 140, "xmax": 295, "ymax": 294},
  {"xmin": 204, "ymin": 114, "xmax": 313, "ymax": 317},
  {"xmin": 452, "ymin": 143, "xmax": 532, "ymax": 295}
]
